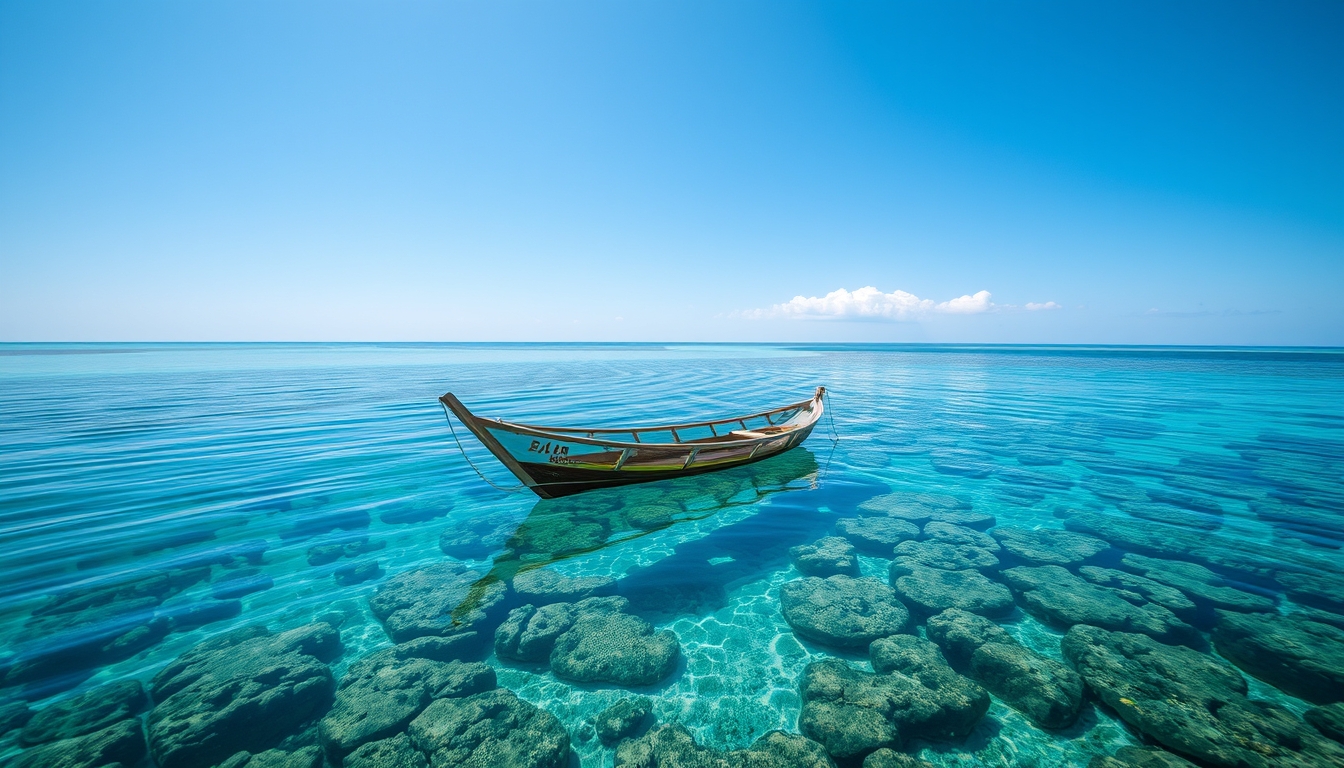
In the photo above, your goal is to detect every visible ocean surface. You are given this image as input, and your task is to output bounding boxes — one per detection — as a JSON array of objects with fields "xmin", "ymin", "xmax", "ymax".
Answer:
[{"xmin": 1, "ymin": 343, "xmax": 1342, "ymax": 768}]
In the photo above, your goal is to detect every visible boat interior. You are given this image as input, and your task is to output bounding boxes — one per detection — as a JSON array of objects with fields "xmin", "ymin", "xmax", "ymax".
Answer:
[{"xmin": 507, "ymin": 402, "xmax": 816, "ymax": 446}]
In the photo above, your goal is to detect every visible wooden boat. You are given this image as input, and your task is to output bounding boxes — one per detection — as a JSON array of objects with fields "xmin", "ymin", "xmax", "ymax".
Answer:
[{"xmin": 440, "ymin": 387, "xmax": 826, "ymax": 498}]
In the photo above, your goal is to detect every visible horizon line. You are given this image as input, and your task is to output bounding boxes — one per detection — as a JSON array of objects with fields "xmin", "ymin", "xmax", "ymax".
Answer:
[{"xmin": 2, "ymin": 341, "xmax": 1343, "ymax": 351}]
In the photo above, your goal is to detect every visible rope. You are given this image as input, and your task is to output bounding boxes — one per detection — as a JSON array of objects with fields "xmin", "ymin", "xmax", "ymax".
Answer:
[
  {"xmin": 824, "ymin": 389, "xmax": 840, "ymax": 445},
  {"xmin": 815, "ymin": 389, "xmax": 840, "ymax": 487},
  {"xmin": 441, "ymin": 403, "xmax": 530, "ymax": 494}
]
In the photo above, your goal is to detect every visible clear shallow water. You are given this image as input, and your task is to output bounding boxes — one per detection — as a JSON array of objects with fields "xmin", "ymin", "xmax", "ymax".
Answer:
[{"xmin": 1, "ymin": 343, "xmax": 1342, "ymax": 767}]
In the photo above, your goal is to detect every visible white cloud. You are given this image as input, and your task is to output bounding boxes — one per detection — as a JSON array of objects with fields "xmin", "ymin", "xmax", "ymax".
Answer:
[
  {"xmin": 745, "ymin": 286, "xmax": 998, "ymax": 321},
  {"xmin": 936, "ymin": 290, "xmax": 994, "ymax": 314},
  {"xmin": 1025, "ymin": 301, "xmax": 1062, "ymax": 311}
]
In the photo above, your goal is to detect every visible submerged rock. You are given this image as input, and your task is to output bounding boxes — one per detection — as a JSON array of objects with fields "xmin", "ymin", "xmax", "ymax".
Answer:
[
  {"xmin": 1, "ymin": 568, "xmax": 201, "ymax": 690},
  {"xmin": 860, "ymin": 492, "xmax": 970, "ymax": 515},
  {"xmin": 836, "ymin": 517, "xmax": 920, "ymax": 554},
  {"xmin": 888, "ymin": 562, "xmax": 1014, "ymax": 618},
  {"xmin": 210, "ymin": 569, "xmax": 274, "ymax": 600},
  {"xmin": 857, "ymin": 494, "xmax": 993, "ymax": 529},
  {"xmin": 1250, "ymin": 497, "xmax": 1344, "ymax": 548},
  {"xmin": 627, "ymin": 503, "xmax": 681, "ymax": 530},
  {"xmin": 318, "ymin": 649, "xmax": 495, "ymax": 760},
  {"xmin": 1001, "ymin": 566, "xmax": 1196, "ymax": 644},
  {"xmin": 148, "ymin": 623, "xmax": 341, "ymax": 768},
  {"xmin": 892, "ymin": 540, "xmax": 999, "ymax": 571},
  {"xmin": 1080, "ymin": 475, "xmax": 1149, "ymax": 504},
  {"xmin": 400, "ymin": 633, "xmax": 483, "ymax": 661},
  {"xmin": 798, "ymin": 637, "xmax": 987, "ymax": 760},
  {"xmin": 1211, "ymin": 611, "xmax": 1344, "ymax": 704},
  {"xmin": 926, "ymin": 509, "xmax": 996, "ymax": 530},
  {"xmin": 1305, "ymin": 702, "xmax": 1344, "ymax": 743},
  {"xmin": 1062, "ymin": 624, "xmax": 1344, "ymax": 768},
  {"xmin": 283, "ymin": 508, "xmax": 370, "ymax": 540},
  {"xmin": 991, "ymin": 527, "xmax": 1109, "ymax": 566},
  {"xmin": 222, "ymin": 746, "xmax": 323, "ymax": 768},
  {"xmin": 925, "ymin": 608, "xmax": 1082, "ymax": 729},
  {"xmin": 333, "ymin": 560, "xmax": 383, "ymax": 586},
  {"xmin": 19, "ymin": 677, "xmax": 145, "ymax": 746},
  {"xmin": 382, "ymin": 505, "xmax": 452, "ymax": 525},
  {"xmin": 1296, "ymin": 605, "xmax": 1344, "ymax": 630},
  {"xmin": 614, "ymin": 723, "xmax": 834, "ymax": 768},
  {"xmin": 493, "ymin": 597, "xmax": 627, "ymax": 663},
  {"xmin": 1088, "ymin": 746, "xmax": 1198, "ymax": 768},
  {"xmin": 344, "ymin": 733, "xmax": 427, "ymax": 767},
  {"xmin": 1077, "ymin": 567, "xmax": 1197, "ymax": 618},
  {"xmin": 595, "ymin": 696, "xmax": 652, "ymax": 746},
  {"xmin": 868, "ymin": 635, "xmax": 990, "ymax": 739},
  {"xmin": 1120, "ymin": 554, "xmax": 1275, "ymax": 613},
  {"xmin": 511, "ymin": 569, "xmax": 616, "ymax": 604},
  {"xmin": 497, "ymin": 603, "xmax": 580, "ymax": 663},
  {"xmin": 308, "ymin": 543, "xmax": 346, "ymax": 566},
  {"xmin": 160, "ymin": 598, "xmax": 242, "ymax": 631},
  {"xmin": 1057, "ymin": 507, "xmax": 1344, "ymax": 587},
  {"xmin": 780, "ymin": 576, "xmax": 910, "ymax": 649},
  {"xmin": 550, "ymin": 611, "xmax": 680, "ymax": 686},
  {"xmin": 1117, "ymin": 502, "xmax": 1220, "ymax": 531},
  {"xmin": 921, "ymin": 522, "xmax": 999, "ymax": 551},
  {"xmin": 406, "ymin": 688, "xmax": 570, "ymax": 768},
  {"xmin": 9, "ymin": 718, "xmax": 146, "ymax": 768},
  {"xmin": 367, "ymin": 562, "xmax": 506, "ymax": 643},
  {"xmin": 0, "ymin": 698, "xmax": 32, "ymax": 736},
  {"xmin": 1279, "ymin": 571, "xmax": 1344, "ymax": 614},
  {"xmin": 495, "ymin": 596, "xmax": 678, "ymax": 685},
  {"xmin": 791, "ymin": 536, "xmax": 861, "ymax": 577},
  {"xmin": 863, "ymin": 748, "xmax": 935, "ymax": 768}
]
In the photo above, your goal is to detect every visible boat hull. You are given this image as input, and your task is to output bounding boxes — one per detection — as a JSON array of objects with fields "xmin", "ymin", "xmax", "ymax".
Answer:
[{"xmin": 510, "ymin": 425, "xmax": 816, "ymax": 497}]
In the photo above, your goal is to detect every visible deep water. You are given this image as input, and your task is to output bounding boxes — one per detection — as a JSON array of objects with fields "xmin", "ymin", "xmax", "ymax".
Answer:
[{"xmin": 1, "ymin": 343, "xmax": 1342, "ymax": 768}]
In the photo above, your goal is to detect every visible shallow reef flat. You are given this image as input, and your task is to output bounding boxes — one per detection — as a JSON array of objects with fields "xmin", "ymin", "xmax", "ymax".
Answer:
[{"xmin": 0, "ymin": 344, "xmax": 1342, "ymax": 768}]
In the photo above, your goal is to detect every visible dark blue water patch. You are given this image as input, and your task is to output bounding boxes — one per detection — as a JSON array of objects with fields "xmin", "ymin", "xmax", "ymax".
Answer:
[
  {"xmin": 993, "ymin": 467, "xmax": 1073, "ymax": 490},
  {"xmin": 929, "ymin": 449, "xmax": 999, "ymax": 479},
  {"xmin": 332, "ymin": 561, "xmax": 384, "ymax": 586},
  {"xmin": 1116, "ymin": 502, "xmax": 1222, "ymax": 531},
  {"xmin": 1041, "ymin": 436, "xmax": 1115, "ymax": 456},
  {"xmin": 1161, "ymin": 474, "xmax": 1262, "ymax": 501},
  {"xmin": 618, "ymin": 479, "xmax": 884, "ymax": 620},
  {"xmin": 1144, "ymin": 489, "xmax": 1223, "ymax": 516},
  {"xmin": 1250, "ymin": 499, "xmax": 1344, "ymax": 545},
  {"xmin": 307, "ymin": 534, "xmax": 386, "ymax": 566},
  {"xmin": 1016, "ymin": 451, "xmax": 1064, "ymax": 466},
  {"xmin": 1074, "ymin": 456, "xmax": 1173, "ymax": 480},
  {"xmin": 1174, "ymin": 453, "xmax": 1261, "ymax": 483},
  {"xmin": 280, "ymin": 507, "xmax": 371, "ymax": 540},
  {"xmin": 1079, "ymin": 475, "xmax": 1149, "ymax": 504},
  {"xmin": 379, "ymin": 505, "xmax": 452, "ymax": 525},
  {"xmin": 158, "ymin": 599, "xmax": 241, "ymax": 632},
  {"xmin": 1256, "ymin": 431, "xmax": 1344, "ymax": 462},
  {"xmin": 1086, "ymin": 416, "xmax": 1167, "ymax": 440},
  {"xmin": 209, "ymin": 570, "xmax": 273, "ymax": 600},
  {"xmin": 870, "ymin": 435, "xmax": 922, "ymax": 448},
  {"xmin": 994, "ymin": 487, "xmax": 1047, "ymax": 506},
  {"xmin": 129, "ymin": 528, "xmax": 219, "ymax": 556}
]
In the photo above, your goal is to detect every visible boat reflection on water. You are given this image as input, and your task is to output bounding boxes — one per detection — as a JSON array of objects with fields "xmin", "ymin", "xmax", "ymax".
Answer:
[{"xmin": 450, "ymin": 447, "xmax": 823, "ymax": 623}]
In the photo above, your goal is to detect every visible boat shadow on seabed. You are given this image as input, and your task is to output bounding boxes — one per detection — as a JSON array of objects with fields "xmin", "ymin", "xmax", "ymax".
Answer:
[{"xmin": 448, "ymin": 447, "xmax": 828, "ymax": 624}]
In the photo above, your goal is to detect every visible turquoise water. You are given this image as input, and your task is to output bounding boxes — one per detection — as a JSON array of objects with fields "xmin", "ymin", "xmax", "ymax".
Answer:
[{"xmin": 1, "ymin": 343, "xmax": 1342, "ymax": 767}]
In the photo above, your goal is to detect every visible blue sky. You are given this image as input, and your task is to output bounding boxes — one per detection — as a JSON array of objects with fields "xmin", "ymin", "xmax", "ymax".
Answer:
[{"xmin": 1, "ymin": 1, "xmax": 1340, "ymax": 344}]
